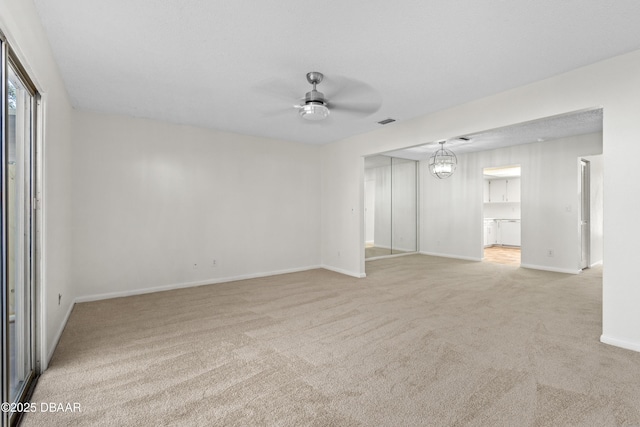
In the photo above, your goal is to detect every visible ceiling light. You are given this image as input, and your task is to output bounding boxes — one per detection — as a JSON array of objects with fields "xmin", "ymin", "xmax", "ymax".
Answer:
[
  {"xmin": 428, "ymin": 140, "xmax": 457, "ymax": 179},
  {"xmin": 299, "ymin": 102, "xmax": 330, "ymax": 121}
]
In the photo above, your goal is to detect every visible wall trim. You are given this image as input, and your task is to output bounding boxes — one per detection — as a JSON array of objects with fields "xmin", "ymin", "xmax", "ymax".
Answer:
[
  {"xmin": 365, "ymin": 252, "xmax": 417, "ymax": 262},
  {"xmin": 601, "ymin": 335, "xmax": 640, "ymax": 353},
  {"xmin": 520, "ymin": 263, "xmax": 580, "ymax": 275},
  {"xmin": 75, "ymin": 265, "xmax": 323, "ymax": 303},
  {"xmin": 370, "ymin": 244, "xmax": 417, "ymax": 253},
  {"xmin": 419, "ymin": 251, "xmax": 482, "ymax": 262},
  {"xmin": 321, "ymin": 265, "xmax": 366, "ymax": 278},
  {"xmin": 46, "ymin": 300, "xmax": 75, "ymax": 366}
]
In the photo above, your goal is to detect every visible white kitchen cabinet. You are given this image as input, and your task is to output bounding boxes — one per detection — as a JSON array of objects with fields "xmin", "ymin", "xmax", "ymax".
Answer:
[
  {"xmin": 499, "ymin": 220, "xmax": 521, "ymax": 246},
  {"xmin": 488, "ymin": 180, "xmax": 507, "ymax": 202},
  {"xmin": 484, "ymin": 221, "xmax": 490, "ymax": 246},
  {"xmin": 488, "ymin": 178, "xmax": 520, "ymax": 203},
  {"xmin": 506, "ymin": 178, "xmax": 521, "ymax": 203},
  {"xmin": 484, "ymin": 220, "xmax": 498, "ymax": 247}
]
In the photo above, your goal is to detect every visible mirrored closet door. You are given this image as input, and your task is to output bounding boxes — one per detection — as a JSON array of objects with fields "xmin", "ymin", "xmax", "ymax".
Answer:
[{"xmin": 364, "ymin": 156, "xmax": 417, "ymax": 259}]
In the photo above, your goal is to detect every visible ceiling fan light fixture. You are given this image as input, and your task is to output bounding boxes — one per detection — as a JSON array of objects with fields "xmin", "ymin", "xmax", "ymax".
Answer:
[
  {"xmin": 428, "ymin": 140, "xmax": 457, "ymax": 179},
  {"xmin": 299, "ymin": 102, "xmax": 330, "ymax": 121}
]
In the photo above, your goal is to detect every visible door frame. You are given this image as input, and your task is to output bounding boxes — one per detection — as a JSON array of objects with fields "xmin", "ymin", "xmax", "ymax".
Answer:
[
  {"xmin": 1, "ymin": 31, "xmax": 43, "ymax": 427},
  {"xmin": 580, "ymin": 158, "xmax": 591, "ymax": 270}
]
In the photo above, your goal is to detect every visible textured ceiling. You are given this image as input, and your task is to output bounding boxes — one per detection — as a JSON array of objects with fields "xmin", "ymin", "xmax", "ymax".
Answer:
[
  {"xmin": 383, "ymin": 108, "xmax": 603, "ymax": 161},
  {"xmin": 33, "ymin": 1, "xmax": 640, "ymax": 145}
]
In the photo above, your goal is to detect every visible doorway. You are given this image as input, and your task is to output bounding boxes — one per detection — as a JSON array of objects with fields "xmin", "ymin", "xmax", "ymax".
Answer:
[
  {"xmin": 482, "ymin": 165, "xmax": 521, "ymax": 266},
  {"xmin": 2, "ymin": 39, "xmax": 40, "ymax": 426}
]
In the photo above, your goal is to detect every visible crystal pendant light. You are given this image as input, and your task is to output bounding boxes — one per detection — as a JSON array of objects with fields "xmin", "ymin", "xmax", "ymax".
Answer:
[{"xmin": 428, "ymin": 140, "xmax": 457, "ymax": 179}]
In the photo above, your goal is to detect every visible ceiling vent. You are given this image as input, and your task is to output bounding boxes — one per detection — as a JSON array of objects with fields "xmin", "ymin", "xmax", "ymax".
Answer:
[{"xmin": 377, "ymin": 118, "xmax": 396, "ymax": 125}]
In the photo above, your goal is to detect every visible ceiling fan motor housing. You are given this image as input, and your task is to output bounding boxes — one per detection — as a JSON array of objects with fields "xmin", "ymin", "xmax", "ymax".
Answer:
[
  {"xmin": 305, "ymin": 89, "xmax": 326, "ymax": 105},
  {"xmin": 299, "ymin": 71, "xmax": 330, "ymax": 120}
]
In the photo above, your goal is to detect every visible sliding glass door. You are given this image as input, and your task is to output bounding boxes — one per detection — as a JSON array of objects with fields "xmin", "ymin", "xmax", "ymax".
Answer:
[{"xmin": 2, "ymin": 35, "xmax": 39, "ymax": 427}]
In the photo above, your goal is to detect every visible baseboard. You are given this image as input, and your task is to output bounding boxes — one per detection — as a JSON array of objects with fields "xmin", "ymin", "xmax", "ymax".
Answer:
[
  {"xmin": 76, "ymin": 265, "xmax": 323, "ymax": 303},
  {"xmin": 600, "ymin": 335, "xmax": 640, "ymax": 353},
  {"xmin": 46, "ymin": 300, "xmax": 75, "ymax": 366},
  {"xmin": 590, "ymin": 260, "xmax": 603, "ymax": 268},
  {"xmin": 520, "ymin": 263, "xmax": 580, "ymax": 274},
  {"xmin": 321, "ymin": 265, "xmax": 366, "ymax": 278},
  {"xmin": 365, "ymin": 252, "xmax": 417, "ymax": 262},
  {"xmin": 419, "ymin": 251, "xmax": 482, "ymax": 262},
  {"xmin": 371, "ymin": 244, "xmax": 391, "ymax": 250},
  {"xmin": 370, "ymin": 244, "xmax": 416, "ymax": 253}
]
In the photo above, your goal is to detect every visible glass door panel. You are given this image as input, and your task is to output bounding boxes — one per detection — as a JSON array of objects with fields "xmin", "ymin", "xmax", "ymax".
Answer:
[
  {"xmin": 391, "ymin": 157, "xmax": 417, "ymax": 254},
  {"xmin": 364, "ymin": 155, "xmax": 418, "ymax": 259},
  {"xmin": 364, "ymin": 156, "xmax": 392, "ymax": 258},
  {"xmin": 3, "ymin": 46, "xmax": 37, "ymax": 426}
]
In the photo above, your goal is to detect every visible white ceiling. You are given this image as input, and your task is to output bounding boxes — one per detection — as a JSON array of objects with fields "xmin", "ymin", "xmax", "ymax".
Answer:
[{"xmin": 33, "ymin": 1, "xmax": 640, "ymax": 145}]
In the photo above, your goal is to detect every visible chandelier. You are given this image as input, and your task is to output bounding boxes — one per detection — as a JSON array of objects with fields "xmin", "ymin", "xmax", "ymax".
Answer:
[{"xmin": 428, "ymin": 140, "xmax": 457, "ymax": 179}]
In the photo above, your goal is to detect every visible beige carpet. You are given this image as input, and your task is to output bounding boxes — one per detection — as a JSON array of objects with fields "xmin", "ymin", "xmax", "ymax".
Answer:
[
  {"xmin": 365, "ymin": 246, "xmax": 409, "ymax": 258},
  {"xmin": 22, "ymin": 255, "xmax": 640, "ymax": 426}
]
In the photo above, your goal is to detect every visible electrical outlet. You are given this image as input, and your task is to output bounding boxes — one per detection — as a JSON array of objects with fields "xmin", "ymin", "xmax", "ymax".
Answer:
[
  {"xmin": 212, "ymin": 259, "xmax": 217, "ymax": 267},
  {"xmin": 547, "ymin": 250, "xmax": 554, "ymax": 257},
  {"xmin": 58, "ymin": 293, "xmax": 62, "ymax": 305},
  {"xmin": 193, "ymin": 263, "xmax": 198, "ymax": 270}
]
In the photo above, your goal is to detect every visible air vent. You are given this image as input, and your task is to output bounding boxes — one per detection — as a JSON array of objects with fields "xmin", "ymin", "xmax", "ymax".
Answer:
[{"xmin": 377, "ymin": 118, "xmax": 396, "ymax": 125}]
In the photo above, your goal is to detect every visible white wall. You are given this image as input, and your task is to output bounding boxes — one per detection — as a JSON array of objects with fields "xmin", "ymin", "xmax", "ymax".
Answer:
[
  {"xmin": 483, "ymin": 202, "xmax": 521, "ymax": 220},
  {"xmin": 0, "ymin": 0, "xmax": 75, "ymax": 367},
  {"xmin": 72, "ymin": 111, "xmax": 321, "ymax": 300},
  {"xmin": 420, "ymin": 133, "xmax": 602, "ymax": 272},
  {"xmin": 321, "ymin": 49, "xmax": 640, "ymax": 352},
  {"xmin": 364, "ymin": 179, "xmax": 375, "ymax": 243}
]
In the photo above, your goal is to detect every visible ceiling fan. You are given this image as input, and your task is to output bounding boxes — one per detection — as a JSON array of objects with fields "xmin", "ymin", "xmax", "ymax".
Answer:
[
  {"xmin": 258, "ymin": 71, "xmax": 381, "ymax": 122},
  {"xmin": 298, "ymin": 71, "xmax": 331, "ymax": 121}
]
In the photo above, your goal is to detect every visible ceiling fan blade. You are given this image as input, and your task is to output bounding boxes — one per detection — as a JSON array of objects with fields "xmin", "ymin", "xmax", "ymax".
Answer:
[
  {"xmin": 260, "ymin": 107, "xmax": 297, "ymax": 118},
  {"xmin": 323, "ymin": 76, "xmax": 379, "ymax": 101},
  {"xmin": 329, "ymin": 100, "xmax": 381, "ymax": 117},
  {"xmin": 253, "ymin": 78, "xmax": 302, "ymax": 103},
  {"xmin": 321, "ymin": 74, "xmax": 381, "ymax": 118}
]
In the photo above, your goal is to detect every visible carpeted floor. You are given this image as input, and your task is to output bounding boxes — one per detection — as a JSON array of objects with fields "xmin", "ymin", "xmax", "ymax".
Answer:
[
  {"xmin": 364, "ymin": 245, "xmax": 409, "ymax": 259},
  {"xmin": 22, "ymin": 255, "xmax": 640, "ymax": 426}
]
